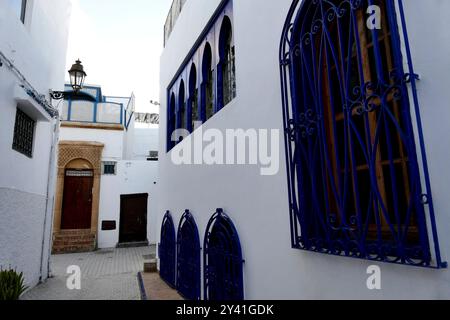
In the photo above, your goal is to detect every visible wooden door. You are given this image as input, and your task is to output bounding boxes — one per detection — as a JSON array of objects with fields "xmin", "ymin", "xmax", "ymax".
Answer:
[
  {"xmin": 61, "ymin": 170, "xmax": 94, "ymax": 230},
  {"xmin": 119, "ymin": 194, "xmax": 148, "ymax": 243}
]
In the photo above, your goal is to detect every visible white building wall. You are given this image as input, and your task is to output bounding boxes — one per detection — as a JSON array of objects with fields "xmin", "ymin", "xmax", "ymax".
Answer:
[
  {"xmin": 98, "ymin": 161, "xmax": 159, "ymax": 248},
  {"xmin": 60, "ymin": 123, "xmax": 159, "ymax": 247},
  {"xmin": 159, "ymin": 0, "xmax": 450, "ymax": 299},
  {"xmin": 133, "ymin": 127, "xmax": 159, "ymax": 160},
  {"xmin": 59, "ymin": 127, "xmax": 125, "ymax": 160},
  {"xmin": 0, "ymin": 0, "xmax": 71, "ymax": 288}
]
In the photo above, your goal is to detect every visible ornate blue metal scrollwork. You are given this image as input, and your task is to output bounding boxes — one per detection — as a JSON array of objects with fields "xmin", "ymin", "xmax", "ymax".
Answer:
[
  {"xmin": 177, "ymin": 210, "xmax": 201, "ymax": 300},
  {"xmin": 204, "ymin": 209, "xmax": 244, "ymax": 301},
  {"xmin": 279, "ymin": 0, "xmax": 445, "ymax": 268},
  {"xmin": 159, "ymin": 211, "xmax": 177, "ymax": 287}
]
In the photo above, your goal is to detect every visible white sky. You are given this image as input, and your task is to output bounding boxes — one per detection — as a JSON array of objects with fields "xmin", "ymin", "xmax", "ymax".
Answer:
[{"xmin": 65, "ymin": 0, "xmax": 173, "ymax": 114}]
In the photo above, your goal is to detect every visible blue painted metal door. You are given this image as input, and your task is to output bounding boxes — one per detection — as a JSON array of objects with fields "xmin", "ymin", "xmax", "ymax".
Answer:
[
  {"xmin": 204, "ymin": 209, "xmax": 244, "ymax": 301},
  {"xmin": 177, "ymin": 211, "xmax": 201, "ymax": 300},
  {"xmin": 159, "ymin": 211, "xmax": 176, "ymax": 287}
]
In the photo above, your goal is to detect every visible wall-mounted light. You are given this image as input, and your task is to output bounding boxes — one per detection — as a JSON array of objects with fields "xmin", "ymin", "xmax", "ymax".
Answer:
[{"xmin": 50, "ymin": 59, "xmax": 87, "ymax": 100}]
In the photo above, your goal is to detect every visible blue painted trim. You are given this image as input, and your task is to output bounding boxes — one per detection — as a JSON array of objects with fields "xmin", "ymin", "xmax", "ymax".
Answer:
[
  {"xmin": 120, "ymin": 104, "xmax": 124, "ymax": 125},
  {"xmin": 67, "ymin": 98, "xmax": 72, "ymax": 121},
  {"xmin": 93, "ymin": 102, "xmax": 98, "ymax": 123}
]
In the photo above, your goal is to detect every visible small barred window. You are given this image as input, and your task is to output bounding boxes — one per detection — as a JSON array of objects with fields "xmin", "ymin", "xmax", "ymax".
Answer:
[
  {"xmin": 12, "ymin": 108, "xmax": 35, "ymax": 158},
  {"xmin": 102, "ymin": 161, "xmax": 117, "ymax": 175}
]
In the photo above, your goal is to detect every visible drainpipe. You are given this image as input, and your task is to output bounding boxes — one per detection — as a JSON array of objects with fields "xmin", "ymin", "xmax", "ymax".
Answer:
[{"xmin": 39, "ymin": 109, "xmax": 60, "ymax": 282}]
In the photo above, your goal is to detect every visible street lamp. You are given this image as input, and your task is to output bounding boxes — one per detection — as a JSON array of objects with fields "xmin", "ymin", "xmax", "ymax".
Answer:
[
  {"xmin": 68, "ymin": 59, "xmax": 87, "ymax": 92},
  {"xmin": 50, "ymin": 59, "xmax": 87, "ymax": 100}
]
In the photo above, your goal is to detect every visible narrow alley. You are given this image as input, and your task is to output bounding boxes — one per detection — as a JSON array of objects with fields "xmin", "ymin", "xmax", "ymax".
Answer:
[{"xmin": 22, "ymin": 246, "xmax": 155, "ymax": 300}]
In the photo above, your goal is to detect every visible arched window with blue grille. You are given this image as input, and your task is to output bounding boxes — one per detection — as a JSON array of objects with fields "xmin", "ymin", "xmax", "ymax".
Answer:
[
  {"xmin": 279, "ymin": 0, "xmax": 445, "ymax": 268},
  {"xmin": 177, "ymin": 210, "xmax": 201, "ymax": 300},
  {"xmin": 201, "ymin": 43, "xmax": 214, "ymax": 121},
  {"xmin": 217, "ymin": 16, "xmax": 236, "ymax": 111},
  {"xmin": 188, "ymin": 64, "xmax": 199, "ymax": 132},
  {"xmin": 204, "ymin": 209, "xmax": 244, "ymax": 301},
  {"xmin": 167, "ymin": 93, "xmax": 176, "ymax": 150},
  {"xmin": 178, "ymin": 80, "xmax": 187, "ymax": 131},
  {"xmin": 159, "ymin": 211, "xmax": 176, "ymax": 287}
]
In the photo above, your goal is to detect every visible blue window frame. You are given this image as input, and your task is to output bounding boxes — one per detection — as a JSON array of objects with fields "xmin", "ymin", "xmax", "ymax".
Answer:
[
  {"xmin": 159, "ymin": 211, "xmax": 177, "ymax": 288},
  {"xmin": 177, "ymin": 210, "xmax": 201, "ymax": 300},
  {"xmin": 204, "ymin": 209, "xmax": 244, "ymax": 301},
  {"xmin": 280, "ymin": 0, "xmax": 445, "ymax": 268},
  {"xmin": 166, "ymin": 0, "xmax": 235, "ymax": 152}
]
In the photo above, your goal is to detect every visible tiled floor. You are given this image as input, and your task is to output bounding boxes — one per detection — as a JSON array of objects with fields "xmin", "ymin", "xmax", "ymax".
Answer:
[{"xmin": 22, "ymin": 246, "xmax": 156, "ymax": 300}]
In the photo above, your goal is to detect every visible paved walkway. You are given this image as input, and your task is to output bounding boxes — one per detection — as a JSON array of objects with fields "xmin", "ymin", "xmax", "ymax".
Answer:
[
  {"xmin": 22, "ymin": 246, "xmax": 155, "ymax": 300},
  {"xmin": 141, "ymin": 273, "xmax": 183, "ymax": 300}
]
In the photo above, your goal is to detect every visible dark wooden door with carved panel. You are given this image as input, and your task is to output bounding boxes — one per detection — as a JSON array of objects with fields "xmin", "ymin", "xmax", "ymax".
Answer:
[
  {"xmin": 61, "ymin": 170, "xmax": 94, "ymax": 230},
  {"xmin": 119, "ymin": 194, "xmax": 148, "ymax": 243}
]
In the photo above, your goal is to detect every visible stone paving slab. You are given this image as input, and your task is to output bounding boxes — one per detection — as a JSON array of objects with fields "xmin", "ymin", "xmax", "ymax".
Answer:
[
  {"xmin": 22, "ymin": 246, "xmax": 156, "ymax": 300},
  {"xmin": 141, "ymin": 273, "xmax": 184, "ymax": 301}
]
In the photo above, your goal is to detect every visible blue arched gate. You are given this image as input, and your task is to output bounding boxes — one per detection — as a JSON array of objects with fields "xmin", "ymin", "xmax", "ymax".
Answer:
[
  {"xmin": 177, "ymin": 210, "xmax": 201, "ymax": 300},
  {"xmin": 159, "ymin": 211, "xmax": 176, "ymax": 287},
  {"xmin": 204, "ymin": 209, "xmax": 244, "ymax": 301}
]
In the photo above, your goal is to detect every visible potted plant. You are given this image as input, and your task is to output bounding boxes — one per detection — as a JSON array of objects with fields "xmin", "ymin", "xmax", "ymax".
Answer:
[{"xmin": 0, "ymin": 268, "xmax": 28, "ymax": 300}]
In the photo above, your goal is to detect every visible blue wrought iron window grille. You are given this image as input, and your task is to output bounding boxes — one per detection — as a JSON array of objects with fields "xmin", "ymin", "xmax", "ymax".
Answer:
[
  {"xmin": 204, "ymin": 209, "xmax": 244, "ymax": 301},
  {"xmin": 201, "ymin": 43, "xmax": 215, "ymax": 123},
  {"xmin": 217, "ymin": 16, "xmax": 236, "ymax": 111},
  {"xmin": 279, "ymin": 0, "xmax": 445, "ymax": 268},
  {"xmin": 188, "ymin": 64, "xmax": 199, "ymax": 133},
  {"xmin": 178, "ymin": 80, "xmax": 187, "ymax": 133},
  {"xmin": 167, "ymin": 94, "xmax": 177, "ymax": 150},
  {"xmin": 177, "ymin": 210, "xmax": 201, "ymax": 300},
  {"xmin": 159, "ymin": 211, "xmax": 177, "ymax": 287},
  {"xmin": 166, "ymin": 0, "xmax": 235, "ymax": 152}
]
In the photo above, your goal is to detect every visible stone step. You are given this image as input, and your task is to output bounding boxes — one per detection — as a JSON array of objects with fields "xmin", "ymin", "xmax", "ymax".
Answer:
[
  {"xmin": 53, "ymin": 240, "xmax": 95, "ymax": 247},
  {"xmin": 144, "ymin": 259, "xmax": 157, "ymax": 273},
  {"xmin": 52, "ymin": 230, "xmax": 96, "ymax": 254},
  {"xmin": 53, "ymin": 235, "xmax": 96, "ymax": 242},
  {"xmin": 53, "ymin": 245, "xmax": 95, "ymax": 254},
  {"xmin": 58, "ymin": 229, "xmax": 92, "ymax": 235}
]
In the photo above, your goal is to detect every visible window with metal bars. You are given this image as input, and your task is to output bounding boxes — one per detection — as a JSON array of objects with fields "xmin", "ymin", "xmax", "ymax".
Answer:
[
  {"xmin": 280, "ymin": 0, "xmax": 445, "ymax": 268},
  {"xmin": 219, "ymin": 16, "xmax": 236, "ymax": 108},
  {"xmin": 189, "ymin": 64, "xmax": 199, "ymax": 132},
  {"xmin": 12, "ymin": 108, "xmax": 35, "ymax": 158},
  {"xmin": 102, "ymin": 161, "xmax": 117, "ymax": 175},
  {"xmin": 223, "ymin": 44, "xmax": 236, "ymax": 106}
]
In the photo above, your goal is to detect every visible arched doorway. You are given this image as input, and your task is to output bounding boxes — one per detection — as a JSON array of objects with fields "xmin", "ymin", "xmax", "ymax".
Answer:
[
  {"xmin": 53, "ymin": 141, "xmax": 104, "ymax": 254},
  {"xmin": 159, "ymin": 211, "xmax": 176, "ymax": 287},
  {"xmin": 61, "ymin": 159, "xmax": 94, "ymax": 230},
  {"xmin": 177, "ymin": 210, "xmax": 201, "ymax": 300},
  {"xmin": 204, "ymin": 209, "xmax": 244, "ymax": 301}
]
